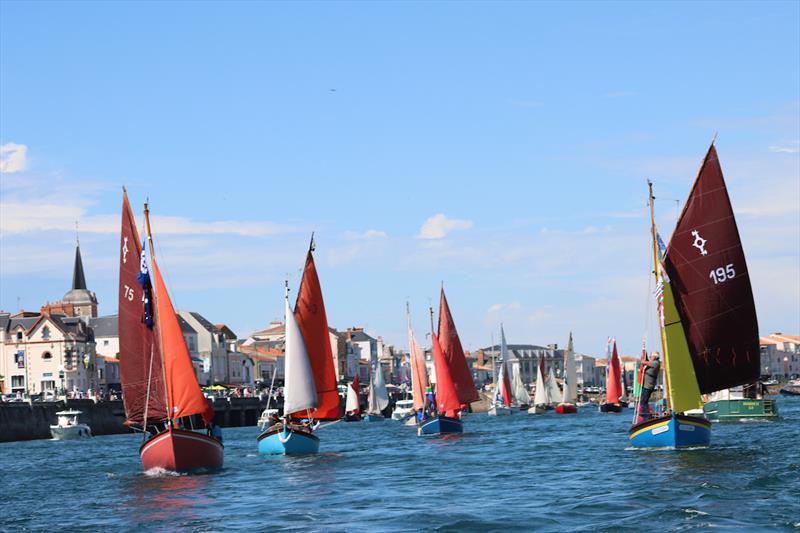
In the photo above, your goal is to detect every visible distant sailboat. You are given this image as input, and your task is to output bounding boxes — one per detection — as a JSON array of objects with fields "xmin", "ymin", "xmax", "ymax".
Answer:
[
  {"xmin": 257, "ymin": 237, "xmax": 340, "ymax": 454},
  {"xmin": 630, "ymin": 143, "xmax": 760, "ymax": 448},
  {"xmin": 528, "ymin": 357, "xmax": 550, "ymax": 414},
  {"xmin": 365, "ymin": 359, "xmax": 389, "ymax": 422},
  {"xmin": 599, "ymin": 339, "xmax": 624, "ymax": 413},
  {"xmin": 407, "ymin": 303, "xmax": 429, "ymax": 427},
  {"xmin": 118, "ymin": 191, "xmax": 223, "ymax": 471},
  {"xmin": 344, "ymin": 374, "xmax": 361, "ymax": 422},
  {"xmin": 556, "ymin": 333, "xmax": 578, "ymax": 414},
  {"xmin": 488, "ymin": 328, "xmax": 513, "ymax": 416}
]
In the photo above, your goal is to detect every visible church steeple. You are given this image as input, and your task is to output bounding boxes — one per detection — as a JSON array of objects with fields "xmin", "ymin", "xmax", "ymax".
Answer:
[{"xmin": 72, "ymin": 244, "xmax": 88, "ymax": 290}]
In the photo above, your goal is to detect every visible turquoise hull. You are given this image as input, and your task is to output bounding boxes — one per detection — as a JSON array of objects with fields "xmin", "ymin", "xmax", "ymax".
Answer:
[
  {"xmin": 257, "ymin": 427, "xmax": 320, "ymax": 455},
  {"xmin": 364, "ymin": 414, "xmax": 385, "ymax": 422},
  {"xmin": 417, "ymin": 416, "xmax": 463, "ymax": 436},
  {"xmin": 629, "ymin": 413, "xmax": 711, "ymax": 448}
]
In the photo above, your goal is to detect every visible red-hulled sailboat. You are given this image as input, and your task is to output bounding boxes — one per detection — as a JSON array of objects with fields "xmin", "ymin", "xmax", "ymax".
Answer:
[
  {"xmin": 118, "ymin": 190, "xmax": 222, "ymax": 471},
  {"xmin": 438, "ymin": 288, "xmax": 480, "ymax": 411}
]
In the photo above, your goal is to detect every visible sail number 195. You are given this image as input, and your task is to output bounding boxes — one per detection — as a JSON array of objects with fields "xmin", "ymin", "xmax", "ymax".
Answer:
[{"xmin": 709, "ymin": 264, "xmax": 735, "ymax": 284}]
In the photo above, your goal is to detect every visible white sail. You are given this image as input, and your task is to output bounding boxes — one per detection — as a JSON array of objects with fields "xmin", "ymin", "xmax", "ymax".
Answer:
[
  {"xmin": 282, "ymin": 296, "xmax": 318, "ymax": 415},
  {"xmin": 512, "ymin": 363, "xmax": 530, "ymax": 404},
  {"xmin": 547, "ymin": 366, "xmax": 563, "ymax": 404},
  {"xmin": 563, "ymin": 332, "xmax": 577, "ymax": 403},
  {"xmin": 533, "ymin": 362, "xmax": 548, "ymax": 405},
  {"xmin": 373, "ymin": 361, "xmax": 389, "ymax": 411},
  {"xmin": 345, "ymin": 382, "xmax": 359, "ymax": 413},
  {"xmin": 367, "ymin": 378, "xmax": 379, "ymax": 414}
]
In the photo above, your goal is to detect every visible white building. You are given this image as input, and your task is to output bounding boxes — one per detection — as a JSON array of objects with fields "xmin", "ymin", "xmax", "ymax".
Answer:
[{"xmin": 760, "ymin": 333, "xmax": 800, "ymax": 379}]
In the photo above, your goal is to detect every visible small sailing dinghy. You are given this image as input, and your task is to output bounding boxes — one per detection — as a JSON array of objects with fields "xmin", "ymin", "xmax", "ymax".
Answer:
[
  {"xmin": 528, "ymin": 358, "xmax": 550, "ymax": 414},
  {"xmin": 418, "ymin": 288, "xmax": 479, "ymax": 436},
  {"xmin": 118, "ymin": 191, "xmax": 222, "ymax": 472},
  {"xmin": 364, "ymin": 359, "xmax": 389, "ymax": 422},
  {"xmin": 556, "ymin": 333, "xmax": 578, "ymax": 414},
  {"xmin": 344, "ymin": 374, "xmax": 362, "ymax": 422},
  {"xmin": 258, "ymin": 238, "xmax": 340, "ymax": 455},
  {"xmin": 599, "ymin": 339, "xmax": 624, "ymax": 413},
  {"xmin": 504, "ymin": 326, "xmax": 531, "ymax": 411},
  {"xmin": 407, "ymin": 304, "xmax": 429, "ymax": 427},
  {"xmin": 629, "ymin": 143, "xmax": 760, "ymax": 448},
  {"xmin": 489, "ymin": 326, "xmax": 513, "ymax": 416}
]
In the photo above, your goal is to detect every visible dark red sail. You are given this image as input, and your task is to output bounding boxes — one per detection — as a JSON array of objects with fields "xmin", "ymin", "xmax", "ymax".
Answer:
[
  {"xmin": 118, "ymin": 190, "xmax": 167, "ymax": 425},
  {"xmin": 437, "ymin": 288, "xmax": 479, "ymax": 404},
  {"xmin": 664, "ymin": 144, "xmax": 760, "ymax": 393}
]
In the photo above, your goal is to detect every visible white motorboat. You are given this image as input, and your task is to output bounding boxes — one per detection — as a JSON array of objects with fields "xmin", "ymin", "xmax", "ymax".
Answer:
[
  {"xmin": 391, "ymin": 399, "xmax": 414, "ymax": 421},
  {"xmin": 50, "ymin": 410, "xmax": 92, "ymax": 440},
  {"xmin": 257, "ymin": 408, "xmax": 279, "ymax": 430}
]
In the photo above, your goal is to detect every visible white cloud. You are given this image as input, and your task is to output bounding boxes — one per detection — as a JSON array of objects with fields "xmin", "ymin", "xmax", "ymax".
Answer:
[
  {"xmin": 0, "ymin": 143, "xmax": 28, "ymax": 173},
  {"xmin": 769, "ymin": 141, "xmax": 799, "ymax": 154},
  {"xmin": 487, "ymin": 302, "xmax": 521, "ymax": 314},
  {"xmin": 343, "ymin": 229, "xmax": 388, "ymax": 240},
  {"xmin": 417, "ymin": 213, "xmax": 473, "ymax": 239}
]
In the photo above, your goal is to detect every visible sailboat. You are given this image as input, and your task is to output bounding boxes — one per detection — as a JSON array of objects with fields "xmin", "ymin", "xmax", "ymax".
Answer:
[
  {"xmin": 257, "ymin": 238, "xmax": 340, "ymax": 454},
  {"xmin": 364, "ymin": 359, "xmax": 389, "ymax": 422},
  {"xmin": 118, "ymin": 190, "xmax": 223, "ymax": 471},
  {"xmin": 488, "ymin": 329, "xmax": 513, "ymax": 416},
  {"xmin": 629, "ymin": 142, "xmax": 761, "ymax": 448},
  {"xmin": 556, "ymin": 333, "xmax": 578, "ymax": 414},
  {"xmin": 599, "ymin": 339, "xmax": 624, "ymax": 413},
  {"xmin": 528, "ymin": 357, "xmax": 550, "ymax": 414},
  {"xmin": 344, "ymin": 374, "xmax": 361, "ymax": 422},
  {"xmin": 418, "ymin": 288, "xmax": 479, "ymax": 436}
]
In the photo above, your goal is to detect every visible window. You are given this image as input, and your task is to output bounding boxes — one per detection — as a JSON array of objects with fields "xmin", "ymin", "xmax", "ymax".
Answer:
[
  {"xmin": 42, "ymin": 351, "xmax": 53, "ymax": 360},
  {"xmin": 16, "ymin": 331, "xmax": 23, "ymax": 341},
  {"xmin": 42, "ymin": 326, "xmax": 51, "ymax": 340},
  {"xmin": 103, "ymin": 340, "xmax": 109, "ymax": 346},
  {"xmin": 11, "ymin": 375, "xmax": 24, "ymax": 387}
]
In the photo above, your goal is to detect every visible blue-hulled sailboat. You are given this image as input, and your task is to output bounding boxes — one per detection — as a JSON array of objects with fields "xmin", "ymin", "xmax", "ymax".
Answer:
[{"xmin": 629, "ymin": 143, "xmax": 760, "ymax": 448}]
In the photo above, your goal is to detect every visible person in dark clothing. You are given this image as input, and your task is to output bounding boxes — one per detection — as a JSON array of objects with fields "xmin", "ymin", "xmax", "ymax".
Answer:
[{"xmin": 639, "ymin": 353, "xmax": 661, "ymax": 415}]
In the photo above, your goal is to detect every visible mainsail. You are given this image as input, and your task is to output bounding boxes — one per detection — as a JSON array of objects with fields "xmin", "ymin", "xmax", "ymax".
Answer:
[
  {"xmin": 664, "ymin": 144, "xmax": 760, "ymax": 393},
  {"xmin": 533, "ymin": 358, "xmax": 548, "ymax": 406},
  {"xmin": 283, "ymin": 293, "xmax": 318, "ymax": 416},
  {"xmin": 502, "ymin": 326, "xmax": 529, "ymax": 405},
  {"xmin": 562, "ymin": 333, "xmax": 577, "ymax": 404},
  {"xmin": 497, "ymin": 361, "xmax": 513, "ymax": 407},
  {"xmin": 372, "ymin": 360, "xmax": 389, "ymax": 412},
  {"xmin": 546, "ymin": 366, "xmax": 563, "ymax": 404},
  {"xmin": 294, "ymin": 247, "xmax": 340, "ymax": 420},
  {"xmin": 407, "ymin": 306, "xmax": 428, "ymax": 411},
  {"xmin": 345, "ymin": 374, "xmax": 360, "ymax": 414},
  {"xmin": 437, "ymin": 289, "xmax": 479, "ymax": 404},
  {"xmin": 431, "ymin": 332, "xmax": 461, "ymax": 417},
  {"xmin": 605, "ymin": 340, "xmax": 623, "ymax": 405},
  {"xmin": 118, "ymin": 190, "xmax": 166, "ymax": 425}
]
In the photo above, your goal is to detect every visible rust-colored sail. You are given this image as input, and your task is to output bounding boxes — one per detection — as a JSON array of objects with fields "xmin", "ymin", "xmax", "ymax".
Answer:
[
  {"xmin": 294, "ymin": 249, "xmax": 341, "ymax": 420},
  {"xmin": 408, "ymin": 322, "xmax": 428, "ymax": 411},
  {"xmin": 437, "ymin": 289, "xmax": 479, "ymax": 404},
  {"xmin": 151, "ymin": 258, "xmax": 214, "ymax": 425},
  {"xmin": 606, "ymin": 340, "xmax": 623, "ymax": 404},
  {"xmin": 664, "ymin": 144, "xmax": 760, "ymax": 393},
  {"xmin": 118, "ymin": 190, "xmax": 166, "ymax": 425},
  {"xmin": 432, "ymin": 333, "xmax": 461, "ymax": 417}
]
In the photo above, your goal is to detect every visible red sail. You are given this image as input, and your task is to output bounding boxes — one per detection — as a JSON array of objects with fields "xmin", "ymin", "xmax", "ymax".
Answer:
[
  {"xmin": 606, "ymin": 341, "xmax": 623, "ymax": 404},
  {"xmin": 501, "ymin": 364, "xmax": 513, "ymax": 407},
  {"xmin": 432, "ymin": 333, "xmax": 461, "ymax": 417},
  {"xmin": 437, "ymin": 289, "xmax": 479, "ymax": 404},
  {"xmin": 664, "ymin": 144, "xmax": 760, "ymax": 393},
  {"xmin": 151, "ymin": 258, "xmax": 214, "ymax": 425},
  {"xmin": 294, "ymin": 250, "xmax": 340, "ymax": 420},
  {"xmin": 118, "ymin": 191, "xmax": 167, "ymax": 425}
]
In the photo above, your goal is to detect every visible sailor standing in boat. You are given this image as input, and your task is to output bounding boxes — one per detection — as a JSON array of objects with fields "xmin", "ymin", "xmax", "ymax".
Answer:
[{"xmin": 638, "ymin": 352, "xmax": 661, "ymax": 417}]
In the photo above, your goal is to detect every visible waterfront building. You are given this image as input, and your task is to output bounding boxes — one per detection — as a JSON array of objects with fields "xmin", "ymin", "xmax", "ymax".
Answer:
[
  {"xmin": 760, "ymin": 333, "xmax": 800, "ymax": 379},
  {"xmin": 96, "ymin": 355, "xmax": 121, "ymax": 394},
  {"xmin": 473, "ymin": 342, "xmax": 598, "ymax": 388}
]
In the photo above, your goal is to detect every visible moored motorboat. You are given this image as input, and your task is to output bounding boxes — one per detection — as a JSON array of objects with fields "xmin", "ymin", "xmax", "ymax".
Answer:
[
  {"xmin": 703, "ymin": 386, "xmax": 779, "ymax": 422},
  {"xmin": 392, "ymin": 399, "xmax": 415, "ymax": 421},
  {"xmin": 50, "ymin": 410, "xmax": 92, "ymax": 440}
]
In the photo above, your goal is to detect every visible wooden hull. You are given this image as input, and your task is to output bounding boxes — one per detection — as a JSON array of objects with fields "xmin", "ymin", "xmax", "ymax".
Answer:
[
  {"xmin": 257, "ymin": 426, "xmax": 320, "ymax": 455},
  {"xmin": 599, "ymin": 403, "xmax": 624, "ymax": 413},
  {"xmin": 629, "ymin": 413, "xmax": 711, "ymax": 448},
  {"xmin": 417, "ymin": 416, "xmax": 463, "ymax": 436},
  {"xmin": 703, "ymin": 398, "xmax": 779, "ymax": 422},
  {"xmin": 555, "ymin": 403, "xmax": 577, "ymax": 414},
  {"xmin": 139, "ymin": 428, "xmax": 224, "ymax": 471}
]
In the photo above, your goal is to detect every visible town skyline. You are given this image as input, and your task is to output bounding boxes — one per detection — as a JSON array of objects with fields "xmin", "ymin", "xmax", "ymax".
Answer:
[{"xmin": 1, "ymin": 2, "xmax": 798, "ymax": 356}]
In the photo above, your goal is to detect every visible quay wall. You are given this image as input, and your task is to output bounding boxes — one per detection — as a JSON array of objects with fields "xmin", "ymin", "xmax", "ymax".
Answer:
[{"xmin": 0, "ymin": 397, "xmax": 279, "ymax": 443}]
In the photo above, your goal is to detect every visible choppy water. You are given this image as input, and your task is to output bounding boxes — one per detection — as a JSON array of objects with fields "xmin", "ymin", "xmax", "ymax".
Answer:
[{"xmin": 1, "ymin": 397, "xmax": 798, "ymax": 532}]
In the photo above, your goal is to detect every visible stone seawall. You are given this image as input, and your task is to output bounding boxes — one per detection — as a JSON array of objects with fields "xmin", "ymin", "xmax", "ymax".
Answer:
[{"xmin": 0, "ymin": 397, "xmax": 279, "ymax": 443}]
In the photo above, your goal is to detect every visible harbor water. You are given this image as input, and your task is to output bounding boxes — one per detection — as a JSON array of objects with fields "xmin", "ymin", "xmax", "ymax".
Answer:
[{"xmin": 1, "ymin": 398, "xmax": 798, "ymax": 532}]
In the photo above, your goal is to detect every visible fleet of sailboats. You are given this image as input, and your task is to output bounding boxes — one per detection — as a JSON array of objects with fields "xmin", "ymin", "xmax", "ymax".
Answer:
[{"xmin": 107, "ymin": 140, "xmax": 772, "ymax": 468}]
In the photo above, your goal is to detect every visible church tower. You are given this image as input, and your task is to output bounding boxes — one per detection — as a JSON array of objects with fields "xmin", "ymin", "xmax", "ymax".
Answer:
[{"xmin": 42, "ymin": 243, "xmax": 98, "ymax": 319}]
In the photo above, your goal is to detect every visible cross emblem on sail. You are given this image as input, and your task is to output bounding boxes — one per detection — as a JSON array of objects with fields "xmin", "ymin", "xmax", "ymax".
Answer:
[{"xmin": 691, "ymin": 230, "xmax": 708, "ymax": 256}]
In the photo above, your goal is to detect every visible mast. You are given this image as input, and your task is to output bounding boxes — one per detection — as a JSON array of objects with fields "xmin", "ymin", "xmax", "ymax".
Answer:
[
  {"xmin": 143, "ymin": 201, "xmax": 174, "ymax": 425},
  {"xmin": 648, "ymin": 181, "xmax": 672, "ymax": 411}
]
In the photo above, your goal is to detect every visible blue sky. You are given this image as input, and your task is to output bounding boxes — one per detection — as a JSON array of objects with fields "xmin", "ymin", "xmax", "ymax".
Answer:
[{"xmin": 1, "ymin": 1, "xmax": 798, "ymax": 357}]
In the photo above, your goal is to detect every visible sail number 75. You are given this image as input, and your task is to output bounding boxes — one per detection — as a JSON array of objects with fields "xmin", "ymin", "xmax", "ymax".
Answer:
[
  {"xmin": 709, "ymin": 264, "xmax": 735, "ymax": 284},
  {"xmin": 123, "ymin": 285, "xmax": 135, "ymax": 301}
]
